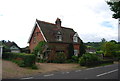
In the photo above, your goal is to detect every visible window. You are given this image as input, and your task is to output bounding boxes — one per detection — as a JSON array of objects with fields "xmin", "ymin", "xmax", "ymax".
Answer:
[
  {"xmin": 56, "ymin": 35, "xmax": 62, "ymax": 41},
  {"xmin": 74, "ymin": 50, "xmax": 78, "ymax": 56},
  {"xmin": 33, "ymin": 36, "xmax": 36, "ymax": 43},
  {"xmin": 73, "ymin": 33, "xmax": 78, "ymax": 42},
  {"xmin": 56, "ymin": 31, "xmax": 62, "ymax": 41},
  {"xmin": 56, "ymin": 50, "xmax": 64, "ymax": 53}
]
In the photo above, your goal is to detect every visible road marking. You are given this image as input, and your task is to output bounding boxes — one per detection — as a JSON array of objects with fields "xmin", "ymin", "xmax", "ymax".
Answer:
[
  {"xmin": 75, "ymin": 70, "xmax": 81, "ymax": 72},
  {"xmin": 44, "ymin": 74, "xmax": 54, "ymax": 77},
  {"xmin": 96, "ymin": 69, "xmax": 118, "ymax": 77},
  {"xmin": 66, "ymin": 72, "xmax": 70, "ymax": 73},
  {"xmin": 62, "ymin": 72, "xmax": 65, "ymax": 74},
  {"xmin": 21, "ymin": 77, "xmax": 33, "ymax": 79},
  {"xmin": 86, "ymin": 68, "xmax": 94, "ymax": 70},
  {"xmin": 62, "ymin": 72, "xmax": 70, "ymax": 74}
]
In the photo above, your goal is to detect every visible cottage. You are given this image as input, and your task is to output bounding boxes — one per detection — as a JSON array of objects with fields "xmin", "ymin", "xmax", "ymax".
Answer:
[
  {"xmin": 86, "ymin": 47, "xmax": 96, "ymax": 53},
  {"xmin": 28, "ymin": 18, "xmax": 81, "ymax": 60},
  {"xmin": 4, "ymin": 41, "xmax": 21, "ymax": 53}
]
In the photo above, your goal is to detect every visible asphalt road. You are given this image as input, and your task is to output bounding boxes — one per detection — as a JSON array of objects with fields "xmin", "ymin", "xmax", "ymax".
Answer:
[{"xmin": 21, "ymin": 63, "xmax": 119, "ymax": 79}]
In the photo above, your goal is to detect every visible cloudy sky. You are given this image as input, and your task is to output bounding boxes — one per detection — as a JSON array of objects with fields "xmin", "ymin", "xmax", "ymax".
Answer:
[{"xmin": 0, "ymin": 0, "xmax": 118, "ymax": 48}]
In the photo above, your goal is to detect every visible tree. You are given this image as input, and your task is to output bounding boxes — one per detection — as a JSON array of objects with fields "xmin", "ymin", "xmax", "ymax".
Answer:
[
  {"xmin": 100, "ymin": 38, "xmax": 107, "ymax": 51},
  {"xmin": 107, "ymin": 1, "xmax": 120, "ymax": 19},
  {"xmin": 79, "ymin": 40, "xmax": 86, "ymax": 57},
  {"xmin": 101, "ymin": 38, "xmax": 106, "ymax": 43},
  {"xmin": 33, "ymin": 41, "xmax": 47, "ymax": 56},
  {"xmin": 110, "ymin": 40, "xmax": 117, "ymax": 44},
  {"xmin": 68, "ymin": 43, "xmax": 74, "ymax": 59},
  {"xmin": 103, "ymin": 42, "xmax": 116, "ymax": 57}
]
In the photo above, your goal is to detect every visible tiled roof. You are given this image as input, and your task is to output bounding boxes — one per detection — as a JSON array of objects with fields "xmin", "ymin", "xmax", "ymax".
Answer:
[
  {"xmin": 29, "ymin": 19, "xmax": 81, "ymax": 44},
  {"xmin": 4, "ymin": 41, "xmax": 20, "ymax": 49}
]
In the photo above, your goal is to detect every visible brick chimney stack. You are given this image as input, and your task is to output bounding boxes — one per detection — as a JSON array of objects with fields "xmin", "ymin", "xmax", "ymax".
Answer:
[{"xmin": 55, "ymin": 18, "xmax": 61, "ymax": 28}]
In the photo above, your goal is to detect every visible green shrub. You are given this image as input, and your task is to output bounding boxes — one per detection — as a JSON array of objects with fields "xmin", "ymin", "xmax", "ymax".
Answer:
[
  {"xmin": 79, "ymin": 53, "xmax": 102, "ymax": 66},
  {"xmin": 113, "ymin": 51, "xmax": 120, "ymax": 61},
  {"xmin": 3, "ymin": 52, "xmax": 36, "ymax": 67},
  {"xmin": 71, "ymin": 56, "xmax": 79, "ymax": 63},
  {"xmin": 12, "ymin": 60, "xmax": 25, "ymax": 67},
  {"xmin": 37, "ymin": 59, "xmax": 47, "ymax": 63},
  {"xmin": 65, "ymin": 59, "xmax": 73, "ymax": 63},
  {"xmin": 96, "ymin": 51, "xmax": 104, "ymax": 54},
  {"xmin": 31, "ymin": 64, "xmax": 38, "ymax": 69},
  {"xmin": 54, "ymin": 52, "xmax": 67, "ymax": 63},
  {"xmin": 79, "ymin": 57, "xmax": 86, "ymax": 66},
  {"xmin": 33, "ymin": 41, "xmax": 47, "ymax": 56}
]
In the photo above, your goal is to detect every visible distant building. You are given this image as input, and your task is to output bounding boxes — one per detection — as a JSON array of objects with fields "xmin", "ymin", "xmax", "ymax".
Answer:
[
  {"xmin": 3, "ymin": 41, "xmax": 21, "ymax": 53},
  {"xmin": 86, "ymin": 47, "xmax": 96, "ymax": 53}
]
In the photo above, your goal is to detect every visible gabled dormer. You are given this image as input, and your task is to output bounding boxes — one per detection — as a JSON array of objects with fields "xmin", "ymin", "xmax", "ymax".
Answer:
[
  {"xmin": 56, "ymin": 31, "xmax": 62, "ymax": 41},
  {"xmin": 73, "ymin": 33, "xmax": 79, "ymax": 42}
]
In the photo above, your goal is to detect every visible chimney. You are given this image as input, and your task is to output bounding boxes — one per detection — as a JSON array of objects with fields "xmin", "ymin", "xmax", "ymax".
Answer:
[{"xmin": 55, "ymin": 18, "xmax": 61, "ymax": 28}]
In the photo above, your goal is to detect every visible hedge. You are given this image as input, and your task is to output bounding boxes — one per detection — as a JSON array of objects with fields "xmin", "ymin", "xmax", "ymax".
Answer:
[
  {"xmin": 2, "ymin": 52, "xmax": 36, "ymax": 67},
  {"xmin": 96, "ymin": 51, "xmax": 104, "ymax": 54},
  {"xmin": 79, "ymin": 53, "xmax": 113, "ymax": 67},
  {"xmin": 113, "ymin": 51, "xmax": 120, "ymax": 61},
  {"xmin": 79, "ymin": 53, "xmax": 102, "ymax": 66}
]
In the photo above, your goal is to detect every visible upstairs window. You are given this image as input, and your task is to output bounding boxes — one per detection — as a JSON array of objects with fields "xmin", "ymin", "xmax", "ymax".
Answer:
[
  {"xmin": 33, "ymin": 36, "xmax": 36, "ymax": 43},
  {"xmin": 73, "ymin": 33, "xmax": 78, "ymax": 42},
  {"xmin": 56, "ymin": 31, "xmax": 62, "ymax": 41}
]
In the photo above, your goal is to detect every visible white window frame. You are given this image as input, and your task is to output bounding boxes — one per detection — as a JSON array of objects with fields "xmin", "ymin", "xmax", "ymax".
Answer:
[
  {"xmin": 56, "ymin": 31, "xmax": 62, "ymax": 41},
  {"xmin": 73, "ymin": 33, "xmax": 78, "ymax": 42},
  {"xmin": 74, "ymin": 50, "xmax": 78, "ymax": 56},
  {"xmin": 33, "ymin": 36, "xmax": 36, "ymax": 43}
]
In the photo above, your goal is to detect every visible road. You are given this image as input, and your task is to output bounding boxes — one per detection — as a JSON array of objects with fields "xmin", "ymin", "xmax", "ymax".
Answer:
[{"xmin": 21, "ymin": 63, "xmax": 119, "ymax": 79}]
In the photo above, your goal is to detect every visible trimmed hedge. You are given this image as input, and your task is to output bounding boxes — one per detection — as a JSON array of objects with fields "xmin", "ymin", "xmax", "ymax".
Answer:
[
  {"xmin": 2, "ymin": 52, "xmax": 36, "ymax": 67},
  {"xmin": 96, "ymin": 51, "xmax": 104, "ymax": 54},
  {"xmin": 79, "ymin": 53, "xmax": 102, "ymax": 66},
  {"xmin": 79, "ymin": 53, "xmax": 113, "ymax": 67}
]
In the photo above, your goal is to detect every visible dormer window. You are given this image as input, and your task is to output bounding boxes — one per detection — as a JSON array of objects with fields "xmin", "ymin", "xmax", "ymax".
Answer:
[
  {"xmin": 73, "ymin": 33, "xmax": 78, "ymax": 42},
  {"xmin": 56, "ymin": 31, "xmax": 62, "ymax": 41}
]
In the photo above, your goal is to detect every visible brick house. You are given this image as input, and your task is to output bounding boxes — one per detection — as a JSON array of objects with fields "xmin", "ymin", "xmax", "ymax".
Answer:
[{"xmin": 28, "ymin": 18, "xmax": 81, "ymax": 60}]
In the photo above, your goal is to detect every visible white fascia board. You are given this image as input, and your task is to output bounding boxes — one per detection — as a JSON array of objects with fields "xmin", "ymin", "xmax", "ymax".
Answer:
[
  {"xmin": 28, "ymin": 21, "xmax": 37, "ymax": 43},
  {"xmin": 36, "ymin": 21, "xmax": 47, "ymax": 42},
  {"xmin": 28, "ymin": 21, "xmax": 47, "ymax": 43}
]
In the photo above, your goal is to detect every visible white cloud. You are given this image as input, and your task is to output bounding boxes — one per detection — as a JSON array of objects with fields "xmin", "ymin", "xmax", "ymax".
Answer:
[{"xmin": 0, "ymin": 0, "xmax": 118, "ymax": 47}]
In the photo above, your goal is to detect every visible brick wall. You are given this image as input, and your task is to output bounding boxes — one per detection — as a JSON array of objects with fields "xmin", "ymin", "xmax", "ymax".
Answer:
[
  {"xmin": 48, "ymin": 43, "xmax": 69, "ymax": 60},
  {"xmin": 29, "ymin": 25, "xmax": 45, "ymax": 52}
]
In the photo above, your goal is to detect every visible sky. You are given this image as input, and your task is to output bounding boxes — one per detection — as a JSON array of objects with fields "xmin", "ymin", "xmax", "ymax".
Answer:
[{"xmin": 0, "ymin": 0, "xmax": 118, "ymax": 48}]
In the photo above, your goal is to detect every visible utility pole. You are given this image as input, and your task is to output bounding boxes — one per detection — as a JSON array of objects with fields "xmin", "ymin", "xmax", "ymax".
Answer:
[{"xmin": 108, "ymin": 0, "xmax": 120, "ymax": 42}]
